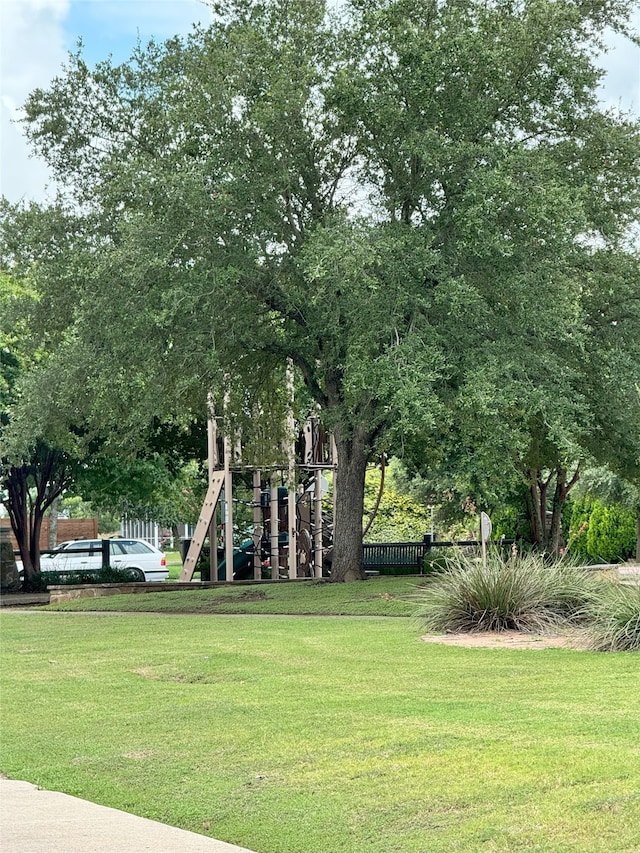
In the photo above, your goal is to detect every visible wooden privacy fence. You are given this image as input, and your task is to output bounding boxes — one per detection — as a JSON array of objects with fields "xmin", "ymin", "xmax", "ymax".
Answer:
[{"xmin": 1, "ymin": 518, "xmax": 98, "ymax": 551}]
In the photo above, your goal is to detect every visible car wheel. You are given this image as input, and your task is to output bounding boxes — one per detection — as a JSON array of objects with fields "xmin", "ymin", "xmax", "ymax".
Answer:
[{"xmin": 127, "ymin": 567, "xmax": 146, "ymax": 582}]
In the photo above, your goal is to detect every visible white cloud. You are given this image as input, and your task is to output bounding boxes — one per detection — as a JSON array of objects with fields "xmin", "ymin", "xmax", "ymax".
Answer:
[
  {"xmin": 0, "ymin": 0, "xmax": 70, "ymax": 203},
  {"xmin": 599, "ymin": 19, "xmax": 640, "ymax": 115}
]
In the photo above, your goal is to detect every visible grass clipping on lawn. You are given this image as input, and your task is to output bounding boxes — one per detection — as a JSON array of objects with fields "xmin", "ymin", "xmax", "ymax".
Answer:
[{"xmin": 413, "ymin": 551, "xmax": 601, "ymax": 636}]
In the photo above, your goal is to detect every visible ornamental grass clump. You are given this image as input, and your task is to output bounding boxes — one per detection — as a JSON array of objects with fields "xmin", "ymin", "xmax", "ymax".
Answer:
[
  {"xmin": 414, "ymin": 550, "xmax": 598, "ymax": 634},
  {"xmin": 586, "ymin": 582, "xmax": 640, "ymax": 651}
]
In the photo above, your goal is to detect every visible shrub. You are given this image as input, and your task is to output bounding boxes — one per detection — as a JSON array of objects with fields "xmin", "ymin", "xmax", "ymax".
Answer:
[
  {"xmin": 422, "ymin": 552, "xmax": 450, "ymax": 574},
  {"xmin": 568, "ymin": 496, "xmax": 635, "ymax": 563},
  {"xmin": 586, "ymin": 502, "xmax": 636, "ymax": 563},
  {"xmin": 567, "ymin": 495, "xmax": 596, "ymax": 560},
  {"xmin": 490, "ymin": 494, "xmax": 533, "ymax": 543},
  {"xmin": 413, "ymin": 550, "xmax": 599, "ymax": 634},
  {"xmin": 586, "ymin": 583, "xmax": 640, "ymax": 652},
  {"xmin": 38, "ymin": 567, "xmax": 145, "ymax": 586}
]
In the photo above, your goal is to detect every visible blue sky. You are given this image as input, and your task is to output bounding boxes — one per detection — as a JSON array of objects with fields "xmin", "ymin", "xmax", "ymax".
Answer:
[
  {"xmin": 1, "ymin": 0, "xmax": 639, "ymax": 204},
  {"xmin": 62, "ymin": 0, "xmax": 210, "ymax": 66}
]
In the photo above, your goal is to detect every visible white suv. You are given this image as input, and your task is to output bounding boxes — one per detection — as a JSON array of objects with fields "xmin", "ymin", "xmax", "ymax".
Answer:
[{"xmin": 40, "ymin": 538, "xmax": 169, "ymax": 582}]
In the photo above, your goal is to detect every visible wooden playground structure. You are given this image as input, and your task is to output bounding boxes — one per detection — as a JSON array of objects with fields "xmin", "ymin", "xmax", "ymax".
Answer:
[{"xmin": 179, "ymin": 407, "xmax": 337, "ymax": 583}]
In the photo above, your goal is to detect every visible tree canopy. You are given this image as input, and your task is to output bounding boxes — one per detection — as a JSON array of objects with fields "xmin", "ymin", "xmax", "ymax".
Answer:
[
  {"xmin": 0, "ymin": 271, "xmax": 79, "ymax": 585},
  {"xmin": 2, "ymin": 0, "xmax": 639, "ymax": 577}
]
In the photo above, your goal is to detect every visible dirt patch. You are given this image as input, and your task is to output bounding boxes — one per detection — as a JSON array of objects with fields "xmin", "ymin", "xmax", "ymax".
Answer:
[
  {"xmin": 422, "ymin": 629, "xmax": 590, "ymax": 650},
  {"xmin": 236, "ymin": 589, "xmax": 267, "ymax": 601}
]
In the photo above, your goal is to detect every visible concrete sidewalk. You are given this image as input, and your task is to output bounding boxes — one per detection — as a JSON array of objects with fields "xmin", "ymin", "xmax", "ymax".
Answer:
[{"xmin": 0, "ymin": 778, "xmax": 257, "ymax": 853}]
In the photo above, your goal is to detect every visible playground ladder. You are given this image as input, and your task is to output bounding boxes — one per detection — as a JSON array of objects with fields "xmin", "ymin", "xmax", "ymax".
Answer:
[{"xmin": 179, "ymin": 471, "xmax": 225, "ymax": 582}]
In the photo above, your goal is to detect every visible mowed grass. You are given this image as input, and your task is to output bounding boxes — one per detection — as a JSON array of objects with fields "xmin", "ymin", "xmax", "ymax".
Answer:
[
  {"xmin": 2, "ymin": 611, "xmax": 640, "ymax": 853},
  {"xmin": 45, "ymin": 575, "xmax": 422, "ymax": 616}
]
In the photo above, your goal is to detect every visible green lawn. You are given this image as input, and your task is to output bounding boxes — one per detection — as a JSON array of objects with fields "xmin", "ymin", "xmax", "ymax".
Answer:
[
  {"xmin": 1, "ymin": 609, "xmax": 639, "ymax": 853},
  {"xmin": 165, "ymin": 550, "xmax": 184, "ymax": 579},
  {"xmin": 46, "ymin": 575, "xmax": 423, "ymax": 616}
]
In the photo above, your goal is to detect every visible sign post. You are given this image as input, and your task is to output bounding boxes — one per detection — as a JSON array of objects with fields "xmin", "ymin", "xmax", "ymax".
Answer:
[{"xmin": 480, "ymin": 511, "xmax": 492, "ymax": 569}]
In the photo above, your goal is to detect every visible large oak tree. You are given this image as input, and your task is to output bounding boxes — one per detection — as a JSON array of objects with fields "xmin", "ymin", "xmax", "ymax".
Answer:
[{"xmin": 7, "ymin": 0, "xmax": 640, "ymax": 578}]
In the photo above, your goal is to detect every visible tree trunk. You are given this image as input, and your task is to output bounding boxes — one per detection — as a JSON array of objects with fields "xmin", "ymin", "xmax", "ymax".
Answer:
[
  {"xmin": 330, "ymin": 426, "xmax": 369, "ymax": 582},
  {"xmin": 2, "ymin": 446, "xmax": 72, "ymax": 590},
  {"xmin": 525, "ymin": 469, "xmax": 545, "ymax": 548},
  {"xmin": 362, "ymin": 454, "xmax": 385, "ymax": 539},
  {"xmin": 5, "ymin": 465, "xmax": 37, "ymax": 588},
  {"xmin": 11, "ymin": 479, "xmax": 40, "ymax": 589},
  {"xmin": 49, "ymin": 495, "xmax": 61, "ymax": 548},
  {"xmin": 525, "ymin": 466, "xmax": 580, "ymax": 555},
  {"xmin": 549, "ymin": 465, "xmax": 580, "ymax": 556},
  {"xmin": 546, "ymin": 468, "xmax": 569, "ymax": 557}
]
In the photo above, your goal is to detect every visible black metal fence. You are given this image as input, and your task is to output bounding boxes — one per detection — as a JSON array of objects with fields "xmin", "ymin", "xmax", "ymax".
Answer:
[
  {"xmin": 362, "ymin": 542, "xmax": 427, "ymax": 571},
  {"xmin": 362, "ymin": 538, "xmax": 515, "ymax": 573}
]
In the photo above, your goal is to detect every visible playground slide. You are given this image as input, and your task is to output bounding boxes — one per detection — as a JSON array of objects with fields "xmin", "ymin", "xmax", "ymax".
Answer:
[{"xmin": 217, "ymin": 539, "xmax": 255, "ymax": 581}]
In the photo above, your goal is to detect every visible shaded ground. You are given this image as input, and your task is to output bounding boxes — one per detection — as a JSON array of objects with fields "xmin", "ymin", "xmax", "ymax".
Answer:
[{"xmin": 0, "ymin": 592, "xmax": 50, "ymax": 607}]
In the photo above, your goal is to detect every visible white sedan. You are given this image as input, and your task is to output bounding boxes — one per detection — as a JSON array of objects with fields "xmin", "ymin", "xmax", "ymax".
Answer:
[{"xmin": 40, "ymin": 538, "xmax": 169, "ymax": 582}]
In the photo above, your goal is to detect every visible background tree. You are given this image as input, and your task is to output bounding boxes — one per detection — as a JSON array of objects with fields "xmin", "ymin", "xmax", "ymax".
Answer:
[
  {"xmin": 363, "ymin": 458, "xmax": 433, "ymax": 543},
  {"xmin": 0, "ymin": 271, "xmax": 80, "ymax": 587},
  {"xmin": 0, "ymin": 249, "xmax": 208, "ymax": 585},
  {"xmin": 72, "ymin": 429, "xmax": 210, "ymax": 538}
]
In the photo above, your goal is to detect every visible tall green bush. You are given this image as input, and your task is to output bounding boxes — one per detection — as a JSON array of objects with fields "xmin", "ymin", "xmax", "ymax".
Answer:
[
  {"xmin": 587, "ymin": 503, "xmax": 636, "ymax": 563},
  {"xmin": 567, "ymin": 495, "xmax": 594, "ymax": 560},
  {"xmin": 568, "ymin": 497, "xmax": 635, "ymax": 563}
]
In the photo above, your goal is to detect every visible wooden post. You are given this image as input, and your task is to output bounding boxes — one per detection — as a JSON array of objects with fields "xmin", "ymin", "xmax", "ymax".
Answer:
[
  {"xmin": 207, "ymin": 394, "xmax": 219, "ymax": 582},
  {"xmin": 313, "ymin": 468, "xmax": 323, "ymax": 578},
  {"xmin": 331, "ymin": 434, "xmax": 337, "ymax": 549},
  {"xmin": 287, "ymin": 484, "xmax": 297, "ymax": 580},
  {"xmin": 223, "ymin": 398, "xmax": 234, "ymax": 582},
  {"xmin": 179, "ymin": 472, "xmax": 225, "ymax": 581},
  {"xmin": 480, "ymin": 511, "xmax": 492, "ymax": 570},
  {"xmin": 253, "ymin": 470, "xmax": 262, "ymax": 580},
  {"xmin": 101, "ymin": 538, "xmax": 110, "ymax": 571},
  {"xmin": 270, "ymin": 478, "xmax": 280, "ymax": 581},
  {"xmin": 286, "ymin": 361, "xmax": 297, "ymax": 580}
]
